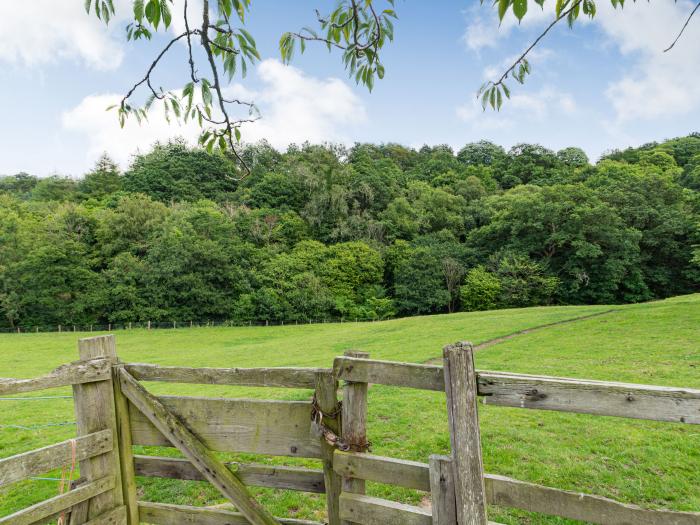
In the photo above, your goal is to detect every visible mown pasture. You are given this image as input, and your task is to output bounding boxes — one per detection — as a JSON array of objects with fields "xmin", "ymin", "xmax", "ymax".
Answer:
[{"xmin": 1, "ymin": 296, "xmax": 698, "ymax": 524}]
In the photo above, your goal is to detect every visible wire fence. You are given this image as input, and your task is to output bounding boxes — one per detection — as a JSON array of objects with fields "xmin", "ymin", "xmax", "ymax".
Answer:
[
  {"xmin": 0, "ymin": 316, "xmax": 388, "ymax": 334},
  {"xmin": 0, "ymin": 421, "xmax": 76, "ymax": 431}
]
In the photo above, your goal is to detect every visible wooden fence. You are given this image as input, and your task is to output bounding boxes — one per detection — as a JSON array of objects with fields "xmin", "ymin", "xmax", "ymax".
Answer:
[{"xmin": 1, "ymin": 335, "xmax": 699, "ymax": 525}]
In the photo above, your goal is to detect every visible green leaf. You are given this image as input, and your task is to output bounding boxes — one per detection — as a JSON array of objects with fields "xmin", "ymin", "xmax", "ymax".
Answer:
[
  {"xmin": 555, "ymin": 0, "xmax": 570, "ymax": 17},
  {"xmin": 481, "ymin": 88, "xmax": 490, "ymax": 110},
  {"xmin": 133, "ymin": 0, "xmax": 144, "ymax": 20},
  {"xmin": 160, "ymin": 0, "xmax": 172, "ymax": 27},
  {"xmin": 513, "ymin": 0, "xmax": 528, "ymax": 21},
  {"xmin": 498, "ymin": 0, "xmax": 510, "ymax": 21},
  {"xmin": 201, "ymin": 80, "xmax": 212, "ymax": 107},
  {"xmin": 376, "ymin": 63, "xmax": 385, "ymax": 79}
]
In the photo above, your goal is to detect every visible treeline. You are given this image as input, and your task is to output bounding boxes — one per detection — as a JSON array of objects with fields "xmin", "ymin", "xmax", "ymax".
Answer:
[{"xmin": 0, "ymin": 135, "xmax": 699, "ymax": 329}]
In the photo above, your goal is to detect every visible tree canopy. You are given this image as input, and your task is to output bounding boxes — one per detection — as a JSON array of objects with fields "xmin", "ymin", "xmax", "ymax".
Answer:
[{"xmin": 1, "ymin": 133, "xmax": 698, "ymax": 330}]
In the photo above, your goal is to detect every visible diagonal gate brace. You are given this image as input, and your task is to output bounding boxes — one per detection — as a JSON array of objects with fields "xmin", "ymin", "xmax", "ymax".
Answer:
[{"xmin": 117, "ymin": 366, "xmax": 281, "ymax": 525}]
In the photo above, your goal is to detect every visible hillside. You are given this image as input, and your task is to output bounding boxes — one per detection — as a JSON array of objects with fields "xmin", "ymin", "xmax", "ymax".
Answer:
[{"xmin": 0, "ymin": 295, "xmax": 698, "ymax": 523}]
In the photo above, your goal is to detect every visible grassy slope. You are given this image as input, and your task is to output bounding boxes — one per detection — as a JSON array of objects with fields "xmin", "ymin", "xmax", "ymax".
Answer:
[{"xmin": 0, "ymin": 297, "xmax": 698, "ymax": 523}]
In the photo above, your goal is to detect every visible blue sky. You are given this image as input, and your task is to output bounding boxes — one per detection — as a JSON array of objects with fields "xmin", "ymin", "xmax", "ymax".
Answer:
[{"xmin": 1, "ymin": 0, "xmax": 699, "ymax": 176}]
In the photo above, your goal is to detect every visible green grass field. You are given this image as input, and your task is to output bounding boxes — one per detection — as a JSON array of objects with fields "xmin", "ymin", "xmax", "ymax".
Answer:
[{"xmin": 1, "ymin": 296, "xmax": 699, "ymax": 523}]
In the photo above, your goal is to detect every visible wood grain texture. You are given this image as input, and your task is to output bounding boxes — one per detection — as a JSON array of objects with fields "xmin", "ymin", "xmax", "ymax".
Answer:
[
  {"xmin": 334, "ymin": 357, "xmax": 444, "ymax": 391},
  {"xmin": 333, "ymin": 451, "xmax": 430, "ymax": 491},
  {"xmin": 478, "ymin": 371, "xmax": 700, "ymax": 424},
  {"xmin": 333, "ymin": 357, "xmax": 700, "ymax": 424},
  {"xmin": 72, "ymin": 336, "xmax": 124, "ymax": 520},
  {"xmin": 333, "ymin": 451, "xmax": 700, "ymax": 525},
  {"xmin": 112, "ymin": 365, "xmax": 139, "ymax": 525},
  {"xmin": 124, "ymin": 363, "xmax": 330, "ymax": 389},
  {"xmin": 133, "ymin": 456, "xmax": 325, "ymax": 493},
  {"xmin": 82, "ymin": 505, "xmax": 128, "ymax": 525},
  {"xmin": 118, "ymin": 368, "xmax": 281, "ymax": 525},
  {"xmin": 340, "ymin": 350, "xmax": 369, "ymax": 525},
  {"xmin": 443, "ymin": 342, "xmax": 487, "ymax": 525},
  {"xmin": 35, "ymin": 504, "xmax": 126, "ymax": 525},
  {"xmin": 485, "ymin": 473, "xmax": 700, "ymax": 525},
  {"xmin": 0, "ymin": 429, "xmax": 112, "ymax": 487},
  {"xmin": 0, "ymin": 475, "xmax": 115, "ymax": 525},
  {"xmin": 429, "ymin": 455, "xmax": 457, "ymax": 525},
  {"xmin": 0, "ymin": 358, "xmax": 111, "ymax": 395},
  {"xmin": 128, "ymin": 395, "xmax": 320, "ymax": 458},
  {"xmin": 137, "ymin": 502, "xmax": 322, "ymax": 525},
  {"xmin": 339, "ymin": 493, "xmax": 432, "ymax": 525}
]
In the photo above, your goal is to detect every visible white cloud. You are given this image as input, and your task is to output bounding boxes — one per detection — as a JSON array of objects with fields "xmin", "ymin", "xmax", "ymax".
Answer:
[
  {"xmin": 0, "ymin": 1, "xmax": 129, "ymax": 70},
  {"xmin": 456, "ymin": 86, "xmax": 576, "ymax": 131},
  {"xmin": 463, "ymin": 0, "xmax": 700, "ymax": 123},
  {"xmin": 463, "ymin": 3, "xmax": 555, "ymax": 52},
  {"xmin": 61, "ymin": 59, "xmax": 366, "ymax": 169},
  {"xmin": 170, "ymin": 0, "xmax": 204, "ymax": 37},
  {"xmin": 228, "ymin": 59, "xmax": 366, "ymax": 148},
  {"xmin": 597, "ymin": 0, "xmax": 700, "ymax": 121},
  {"xmin": 62, "ymin": 92, "xmax": 201, "ymax": 169}
]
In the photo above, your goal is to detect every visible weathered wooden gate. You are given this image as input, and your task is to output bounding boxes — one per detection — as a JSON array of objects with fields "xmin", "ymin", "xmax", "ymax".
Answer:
[{"xmin": 2, "ymin": 334, "xmax": 700, "ymax": 525}]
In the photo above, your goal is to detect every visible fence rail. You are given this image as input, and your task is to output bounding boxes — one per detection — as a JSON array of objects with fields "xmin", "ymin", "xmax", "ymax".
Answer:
[
  {"xmin": 133, "ymin": 455, "xmax": 326, "ymax": 493},
  {"xmin": 1, "ymin": 336, "xmax": 698, "ymax": 525},
  {"xmin": 334, "ymin": 355, "xmax": 700, "ymax": 424},
  {"xmin": 0, "ymin": 358, "xmax": 111, "ymax": 396},
  {"xmin": 0, "ymin": 430, "xmax": 112, "ymax": 488},
  {"xmin": 332, "ymin": 450, "xmax": 700, "ymax": 525},
  {"xmin": 124, "ymin": 363, "xmax": 327, "ymax": 389}
]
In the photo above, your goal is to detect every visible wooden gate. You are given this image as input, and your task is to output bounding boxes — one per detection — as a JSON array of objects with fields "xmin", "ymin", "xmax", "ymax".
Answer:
[{"xmin": 2, "ymin": 334, "xmax": 700, "ymax": 525}]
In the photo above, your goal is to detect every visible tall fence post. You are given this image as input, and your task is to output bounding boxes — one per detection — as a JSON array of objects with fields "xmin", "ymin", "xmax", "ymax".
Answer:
[
  {"xmin": 315, "ymin": 371, "xmax": 343, "ymax": 525},
  {"xmin": 443, "ymin": 341, "xmax": 487, "ymax": 525},
  {"xmin": 340, "ymin": 350, "xmax": 369, "ymax": 525},
  {"xmin": 71, "ymin": 335, "xmax": 125, "ymax": 522}
]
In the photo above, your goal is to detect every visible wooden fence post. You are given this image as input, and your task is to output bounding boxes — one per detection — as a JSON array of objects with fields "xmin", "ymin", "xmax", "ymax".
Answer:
[
  {"xmin": 443, "ymin": 341, "xmax": 487, "ymax": 525},
  {"xmin": 429, "ymin": 455, "xmax": 457, "ymax": 525},
  {"xmin": 113, "ymin": 363, "xmax": 139, "ymax": 525},
  {"xmin": 71, "ymin": 335, "xmax": 124, "ymax": 522},
  {"xmin": 341, "ymin": 350, "xmax": 369, "ymax": 525},
  {"xmin": 315, "ymin": 371, "xmax": 343, "ymax": 525}
]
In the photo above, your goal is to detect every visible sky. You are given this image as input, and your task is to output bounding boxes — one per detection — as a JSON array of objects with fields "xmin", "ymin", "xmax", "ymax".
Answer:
[{"xmin": 0, "ymin": 0, "xmax": 699, "ymax": 176}]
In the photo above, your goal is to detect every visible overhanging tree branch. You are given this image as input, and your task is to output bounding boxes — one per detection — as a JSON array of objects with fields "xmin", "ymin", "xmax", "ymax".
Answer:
[{"xmin": 664, "ymin": 1, "xmax": 700, "ymax": 52}]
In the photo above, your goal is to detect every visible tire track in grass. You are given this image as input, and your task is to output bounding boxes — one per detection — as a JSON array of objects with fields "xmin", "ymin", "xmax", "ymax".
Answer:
[{"xmin": 424, "ymin": 308, "xmax": 619, "ymax": 365}]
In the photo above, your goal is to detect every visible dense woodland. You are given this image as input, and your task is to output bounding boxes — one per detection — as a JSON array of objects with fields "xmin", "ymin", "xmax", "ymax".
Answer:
[{"xmin": 0, "ymin": 134, "xmax": 699, "ymax": 329}]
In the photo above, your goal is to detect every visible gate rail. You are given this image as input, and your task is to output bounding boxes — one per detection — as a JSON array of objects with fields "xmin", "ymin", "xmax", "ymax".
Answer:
[{"xmin": 1, "ymin": 336, "xmax": 699, "ymax": 524}]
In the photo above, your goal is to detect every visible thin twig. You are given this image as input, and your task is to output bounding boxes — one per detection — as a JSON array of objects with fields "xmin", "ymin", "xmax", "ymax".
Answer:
[
  {"xmin": 184, "ymin": 0, "xmax": 199, "ymax": 83},
  {"xmin": 664, "ymin": 1, "xmax": 700, "ymax": 52},
  {"xmin": 200, "ymin": 0, "xmax": 250, "ymax": 177},
  {"xmin": 121, "ymin": 31, "xmax": 195, "ymax": 108},
  {"xmin": 290, "ymin": 31, "xmax": 347, "ymax": 50},
  {"xmin": 491, "ymin": 0, "xmax": 583, "ymax": 88}
]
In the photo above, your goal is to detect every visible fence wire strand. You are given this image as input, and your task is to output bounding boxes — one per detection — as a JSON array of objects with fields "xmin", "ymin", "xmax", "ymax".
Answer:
[
  {"xmin": 0, "ymin": 396, "xmax": 73, "ymax": 401},
  {"xmin": 0, "ymin": 421, "xmax": 76, "ymax": 430}
]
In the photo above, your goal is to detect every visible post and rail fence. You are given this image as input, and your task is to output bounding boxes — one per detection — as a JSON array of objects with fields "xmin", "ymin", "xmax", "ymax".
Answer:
[
  {"xmin": 1, "ymin": 335, "xmax": 699, "ymax": 524},
  {"xmin": 0, "ymin": 316, "xmax": 391, "ymax": 335}
]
